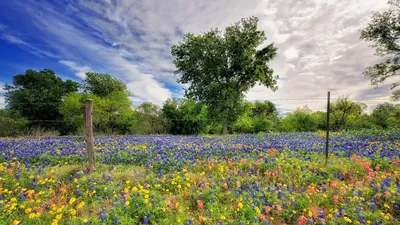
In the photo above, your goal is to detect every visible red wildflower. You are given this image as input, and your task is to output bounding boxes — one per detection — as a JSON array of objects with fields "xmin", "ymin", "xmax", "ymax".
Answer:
[
  {"xmin": 197, "ymin": 199, "xmax": 204, "ymax": 210},
  {"xmin": 333, "ymin": 195, "xmax": 339, "ymax": 203},
  {"xmin": 298, "ymin": 216, "xmax": 308, "ymax": 225}
]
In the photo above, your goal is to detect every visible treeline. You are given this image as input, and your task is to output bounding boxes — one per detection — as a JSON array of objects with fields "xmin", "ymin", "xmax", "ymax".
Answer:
[{"xmin": 1, "ymin": 69, "xmax": 399, "ymax": 137}]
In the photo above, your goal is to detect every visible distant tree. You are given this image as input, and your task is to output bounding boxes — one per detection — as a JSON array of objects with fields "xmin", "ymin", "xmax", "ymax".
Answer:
[
  {"xmin": 330, "ymin": 95, "xmax": 367, "ymax": 131},
  {"xmin": 251, "ymin": 101, "xmax": 279, "ymax": 132},
  {"xmin": 311, "ymin": 111, "xmax": 327, "ymax": 131},
  {"xmin": 162, "ymin": 98, "xmax": 208, "ymax": 135},
  {"xmin": 352, "ymin": 114, "xmax": 380, "ymax": 130},
  {"xmin": 281, "ymin": 106, "xmax": 318, "ymax": 132},
  {"xmin": 133, "ymin": 102, "xmax": 166, "ymax": 134},
  {"xmin": 60, "ymin": 73, "xmax": 133, "ymax": 134},
  {"xmin": 0, "ymin": 108, "xmax": 28, "ymax": 136},
  {"xmin": 172, "ymin": 16, "xmax": 278, "ymax": 134},
  {"xmin": 60, "ymin": 91, "xmax": 134, "ymax": 134},
  {"xmin": 371, "ymin": 102, "xmax": 400, "ymax": 128},
  {"xmin": 232, "ymin": 101, "xmax": 256, "ymax": 133},
  {"xmin": 82, "ymin": 72, "xmax": 129, "ymax": 97},
  {"xmin": 4, "ymin": 69, "xmax": 79, "ymax": 130},
  {"xmin": 361, "ymin": 0, "xmax": 400, "ymax": 100},
  {"xmin": 252, "ymin": 101, "xmax": 278, "ymax": 119}
]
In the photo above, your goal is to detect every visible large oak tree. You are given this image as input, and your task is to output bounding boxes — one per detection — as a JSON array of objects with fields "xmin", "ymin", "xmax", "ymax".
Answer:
[{"xmin": 171, "ymin": 16, "xmax": 278, "ymax": 134}]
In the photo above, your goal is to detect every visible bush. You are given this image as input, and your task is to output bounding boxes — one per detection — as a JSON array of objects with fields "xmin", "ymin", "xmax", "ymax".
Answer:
[
  {"xmin": 280, "ymin": 106, "xmax": 318, "ymax": 132},
  {"xmin": 0, "ymin": 109, "xmax": 28, "ymax": 137},
  {"xmin": 253, "ymin": 118, "xmax": 274, "ymax": 133}
]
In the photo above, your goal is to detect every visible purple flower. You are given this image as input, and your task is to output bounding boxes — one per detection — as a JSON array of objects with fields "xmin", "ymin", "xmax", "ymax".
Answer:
[
  {"xmin": 277, "ymin": 191, "xmax": 282, "ymax": 199},
  {"xmin": 19, "ymin": 191, "xmax": 24, "ymax": 201},
  {"xmin": 100, "ymin": 212, "xmax": 106, "ymax": 222},
  {"xmin": 358, "ymin": 215, "xmax": 366, "ymax": 224}
]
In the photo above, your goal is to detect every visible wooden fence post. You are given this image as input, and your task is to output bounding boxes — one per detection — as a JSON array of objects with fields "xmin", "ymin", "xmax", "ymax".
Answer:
[{"xmin": 85, "ymin": 99, "xmax": 95, "ymax": 171}]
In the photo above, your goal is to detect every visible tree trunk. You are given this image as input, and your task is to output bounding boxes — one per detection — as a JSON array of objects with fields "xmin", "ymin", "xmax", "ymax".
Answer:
[{"xmin": 222, "ymin": 119, "xmax": 228, "ymax": 135}]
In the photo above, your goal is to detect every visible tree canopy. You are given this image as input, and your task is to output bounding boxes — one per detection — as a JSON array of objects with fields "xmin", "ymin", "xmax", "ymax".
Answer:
[
  {"xmin": 82, "ymin": 72, "xmax": 129, "ymax": 97},
  {"xmin": 371, "ymin": 102, "xmax": 400, "ymax": 128},
  {"xmin": 361, "ymin": 0, "xmax": 400, "ymax": 100},
  {"xmin": 162, "ymin": 98, "xmax": 208, "ymax": 135},
  {"xmin": 133, "ymin": 102, "xmax": 166, "ymax": 134},
  {"xmin": 171, "ymin": 16, "xmax": 278, "ymax": 134},
  {"xmin": 330, "ymin": 95, "xmax": 367, "ymax": 131},
  {"xmin": 4, "ymin": 69, "xmax": 79, "ymax": 130},
  {"xmin": 60, "ymin": 73, "xmax": 133, "ymax": 135}
]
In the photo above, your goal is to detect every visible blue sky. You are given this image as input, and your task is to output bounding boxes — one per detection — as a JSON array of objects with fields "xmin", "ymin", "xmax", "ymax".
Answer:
[{"xmin": 0, "ymin": 0, "xmax": 395, "ymax": 112}]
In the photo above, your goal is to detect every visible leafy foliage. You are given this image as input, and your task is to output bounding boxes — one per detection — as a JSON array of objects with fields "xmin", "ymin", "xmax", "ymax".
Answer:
[
  {"xmin": 172, "ymin": 16, "xmax": 278, "ymax": 134},
  {"xmin": 371, "ymin": 102, "xmax": 400, "ymax": 128},
  {"xmin": 233, "ymin": 101, "xmax": 279, "ymax": 133},
  {"xmin": 281, "ymin": 106, "xmax": 318, "ymax": 132},
  {"xmin": 162, "ymin": 98, "xmax": 208, "ymax": 135},
  {"xmin": 133, "ymin": 102, "xmax": 166, "ymax": 135},
  {"xmin": 330, "ymin": 95, "xmax": 367, "ymax": 131},
  {"xmin": 82, "ymin": 72, "xmax": 129, "ymax": 97},
  {"xmin": 60, "ymin": 91, "xmax": 134, "ymax": 135},
  {"xmin": 4, "ymin": 69, "xmax": 79, "ymax": 131},
  {"xmin": 361, "ymin": 1, "xmax": 400, "ymax": 99},
  {"xmin": 0, "ymin": 108, "xmax": 28, "ymax": 136}
]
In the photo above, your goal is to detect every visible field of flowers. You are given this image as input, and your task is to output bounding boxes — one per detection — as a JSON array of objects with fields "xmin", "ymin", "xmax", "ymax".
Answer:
[{"xmin": 0, "ymin": 133, "xmax": 399, "ymax": 225}]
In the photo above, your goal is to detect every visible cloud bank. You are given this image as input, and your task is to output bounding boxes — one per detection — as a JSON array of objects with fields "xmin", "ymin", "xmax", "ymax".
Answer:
[{"xmin": 0, "ymin": 0, "xmax": 393, "ymax": 111}]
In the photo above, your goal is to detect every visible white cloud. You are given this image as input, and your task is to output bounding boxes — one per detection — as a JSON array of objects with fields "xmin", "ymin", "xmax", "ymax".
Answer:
[
  {"xmin": 0, "ymin": 96, "xmax": 5, "ymax": 109},
  {"xmin": 1, "ymin": 0, "xmax": 393, "ymax": 111},
  {"xmin": 59, "ymin": 60, "xmax": 92, "ymax": 79},
  {"xmin": 0, "ymin": 82, "xmax": 5, "ymax": 94},
  {"xmin": 284, "ymin": 47, "xmax": 299, "ymax": 60},
  {"xmin": 0, "ymin": 33, "xmax": 57, "ymax": 58}
]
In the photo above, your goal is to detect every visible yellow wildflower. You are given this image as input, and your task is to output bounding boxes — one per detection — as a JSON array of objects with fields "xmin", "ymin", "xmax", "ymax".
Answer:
[
  {"xmin": 69, "ymin": 209, "xmax": 76, "ymax": 216},
  {"xmin": 344, "ymin": 217, "xmax": 352, "ymax": 223},
  {"xmin": 69, "ymin": 197, "xmax": 76, "ymax": 205},
  {"xmin": 77, "ymin": 202, "xmax": 85, "ymax": 209},
  {"xmin": 56, "ymin": 213, "xmax": 63, "ymax": 220}
]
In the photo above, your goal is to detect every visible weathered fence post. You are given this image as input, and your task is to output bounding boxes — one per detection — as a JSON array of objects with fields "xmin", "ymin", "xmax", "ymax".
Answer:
[
  {"xmin": 85, "ymin": 99, "xmax": 95, "ymax": 171},
  {"xmin": 325, "ymin": 91, "xmax": 330, "ymax": 165}
]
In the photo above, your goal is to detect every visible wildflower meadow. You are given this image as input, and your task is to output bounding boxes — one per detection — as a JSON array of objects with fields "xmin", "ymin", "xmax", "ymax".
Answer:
[{"xmin": 0, "ymin": 133, "xmax": 399, "ymax": 225}]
